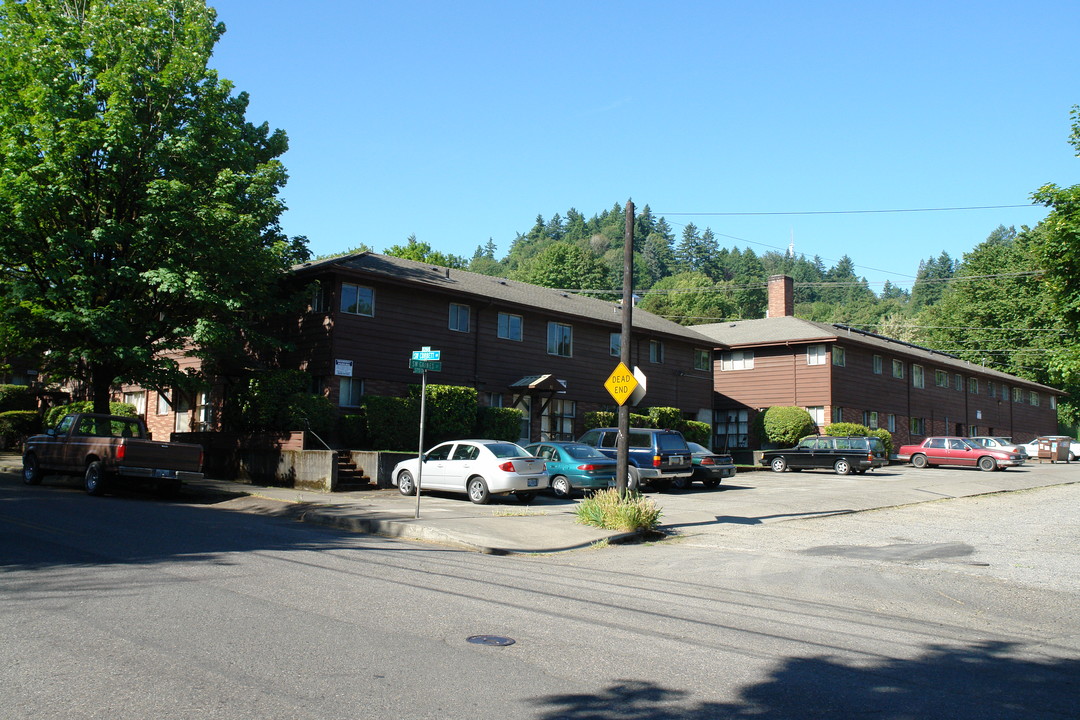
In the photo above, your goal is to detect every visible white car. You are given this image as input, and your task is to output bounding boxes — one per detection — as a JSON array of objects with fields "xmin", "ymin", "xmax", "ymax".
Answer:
[
  {"xmin": 969, "ymin": 436, "xmax": 1029, "ymax": 459},
  {"xmin": 392, "ymin": 439, "xmax": 549, "ymax": 504},
  {"xmin": 1020, "ymin": 436, "xmax": 1080, "ymax": 462}
]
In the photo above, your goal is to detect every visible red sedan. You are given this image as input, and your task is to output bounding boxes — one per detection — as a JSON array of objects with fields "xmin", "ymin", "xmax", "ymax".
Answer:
[{"xmin": 896, "ymin": 436, "xmax": 1025, "ymax": 472}]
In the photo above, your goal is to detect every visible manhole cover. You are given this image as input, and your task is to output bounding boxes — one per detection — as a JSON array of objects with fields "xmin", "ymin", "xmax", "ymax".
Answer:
[{"xmin": 467, "ymin": 635, "xmax": 515, "ymax": 646}]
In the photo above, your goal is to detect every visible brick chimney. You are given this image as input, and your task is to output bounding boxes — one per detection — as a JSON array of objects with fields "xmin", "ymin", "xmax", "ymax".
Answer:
[{"xmin": 767, "ymin": 275, "xmax": 793, "ymax": 318}]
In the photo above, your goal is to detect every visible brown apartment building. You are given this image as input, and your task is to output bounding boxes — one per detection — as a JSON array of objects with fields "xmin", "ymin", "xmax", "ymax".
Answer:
[
  {"xmin": 693, "ymin": 276, "xmax": 1062, "ymax": 453},
  {"xmin": 130, "ymin": 252, "xmax": 718, "ymax": 444}
]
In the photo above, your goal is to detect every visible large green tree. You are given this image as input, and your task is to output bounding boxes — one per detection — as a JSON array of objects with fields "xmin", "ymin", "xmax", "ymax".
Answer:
[{"xmin": 0, "ymin": 0, "xmax": 309, "ymax": 412}]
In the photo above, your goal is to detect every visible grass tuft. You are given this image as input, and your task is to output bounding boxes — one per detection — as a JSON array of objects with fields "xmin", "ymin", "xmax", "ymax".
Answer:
[{"xmin": 574, "ymin": 488, "xmax": 662, "ymax": 532}]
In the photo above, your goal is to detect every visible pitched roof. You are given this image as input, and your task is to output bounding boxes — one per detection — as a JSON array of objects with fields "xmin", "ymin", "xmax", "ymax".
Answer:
[
  {"xmin": 693, "ymin": 316, "xmax": 1060, "ymax": 393},
  {"xmin": 294, "ymin": 251, "xmax": 717, "ymax": 343}
]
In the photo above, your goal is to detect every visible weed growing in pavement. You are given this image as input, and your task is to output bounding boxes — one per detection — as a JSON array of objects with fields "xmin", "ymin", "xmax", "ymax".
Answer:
[
  {"xmin": 491, "ymin": 508, "xmax": 549, "ymax": 517},
  {"xmin": 574, "ymin": 488, "xmax": 662, "ymax": 532}
]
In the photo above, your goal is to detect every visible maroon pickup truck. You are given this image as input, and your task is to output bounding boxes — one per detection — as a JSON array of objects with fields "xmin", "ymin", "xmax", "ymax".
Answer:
[{"xmin": 22, "ymin": 413, "xmax": 204, "ymax": 495}]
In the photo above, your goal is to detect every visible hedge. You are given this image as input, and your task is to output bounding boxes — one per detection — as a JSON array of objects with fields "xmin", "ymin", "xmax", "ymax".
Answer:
[
  {"xmin": 45, "ymin": 402, "xmax": 137, "ymax": 428},
  {"xmin": 824, "ymin": 422, "xmax": 894, "ymax": 457},
  {"xmin": 0, "ymin": 384, "xmax": 35, "ymax": 412},
  {"xmin": 0, "ymin": 410, "xmax": 41, "ymax": 449},
  {"xmin": 757, "ymin": 406, "xmax": 819, "ymax": 447}
]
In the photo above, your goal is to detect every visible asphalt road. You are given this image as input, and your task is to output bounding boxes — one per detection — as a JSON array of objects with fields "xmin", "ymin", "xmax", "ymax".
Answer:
[{"xmin": 2, "ymin": 465, "xmax": 1078, "ymax": 719}]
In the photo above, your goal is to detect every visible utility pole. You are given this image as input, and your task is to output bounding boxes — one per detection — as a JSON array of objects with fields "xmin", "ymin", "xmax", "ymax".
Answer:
[{"xmin": 615, "ymin": 200, "xmax": 634, "ymax": 495}]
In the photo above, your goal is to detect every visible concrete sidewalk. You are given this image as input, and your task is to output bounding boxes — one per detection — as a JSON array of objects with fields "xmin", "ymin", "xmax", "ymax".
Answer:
[{"xmin": 4, "ymin": 451, "xmax": 1077, "ymax": 555}]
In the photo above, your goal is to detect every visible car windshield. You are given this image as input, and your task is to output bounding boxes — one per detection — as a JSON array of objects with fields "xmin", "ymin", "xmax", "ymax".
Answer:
[
  {"xmin": 687, "ymin": 442, "xmax": 709, "ymax": 453},
  {"xmin": 486, "ymin": 442, "xmax": 529, "ymax": 458},
  {"xmin": 961, "ymin": 439, "xmax": 984, "ymax": 450},
  {"xmin": 992, "ymin": 437, "xmax": 1012, "ymax": 444},
  {"xmin": 563, "ymin": 444, "xmax": 607, "ymax": 460}
]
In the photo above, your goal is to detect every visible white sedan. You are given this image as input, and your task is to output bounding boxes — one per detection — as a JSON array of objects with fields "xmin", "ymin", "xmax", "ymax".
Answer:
[
  {"xmin": 392, "ymin": 439, "xmax": 549, "ymax": 504},
  {"xmin": 1020, "ymin": 436, "xmax": 1080, "ymax": 462}
]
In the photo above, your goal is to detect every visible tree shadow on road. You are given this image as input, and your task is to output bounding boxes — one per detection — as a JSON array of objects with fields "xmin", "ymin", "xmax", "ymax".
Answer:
[{"xmin": 529, "ymin": 640, "xmax": 1078, "ymax": 719}]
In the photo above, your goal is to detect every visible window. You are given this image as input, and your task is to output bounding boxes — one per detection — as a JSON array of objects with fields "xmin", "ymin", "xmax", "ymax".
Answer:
[
  {"xmin": 912, "ymin": 365, "xmax": 924, "ymax": 389},
  {"xmin": 892, "ymin": 359, "xmax": 904, "ymax": 379},
  {"xmin": 873, "ymin": 355, "xmax": 882, "ymax": 374},
  {"xmin": 807, "ymin": 344, "xmax": 826, "ymax": 365},
  {"xmin": 832, "ymin": 407, "xmax": 845, "ymax": 423},
  {"xmin": 935, "ymin": 370, "xmax": 949, "ymax": 387},
  {"xmin": 910, "ymin": 417, "xmax": 925, "ymax": 435},
  {"xmin": 339, "ymin": 377, "xmax": 363, "ymax": 407},
  {"xmin": 541, "ymin": 399, "xmax": 576, "ymax": 441},
  {"xmin": 1051, "ymin": 395, "xmax": 1057, "ymax": 409},
  {"xmin": 1013, "ymin": 387, "xmax": 1023, "ymax": 402},
  {"xmin": 832, "ymin": 346, "xmax": 846, "ymax": 367},
  {"xmin": 195, "ymin": 391, "xmax": 213, "ymax": 432},
  {"xmin": 310, "ymin": 284, "xmax": 327, "ymax": 313},
  {"xmin": 694, "ymin": 348, "xmax": 711, "ymax": 372},
  {"xmin": 862, "ymin": 411, "xmax": 879, "ymax": 429},
  {"xmin": 720, "ymin": 350, "xmax": 754, "ymax": 371},
  {"xmin": 968, "ymin": 377, "xmax": 979, "ymax": 394},
  {"xmin": 887, "ymin": 413, "xmax": 896, "ymax": 432},
  {"xmin": 123, "ymin": 390, "xmax": 146, "ymax": 415},
  {"xmin": 547, "ymin": 322, "xmax": 572, "ymax": 357},
  {"xmin": 449, "ymin": 303, "xmax": 470, "ymax": 332},
  {"xmin": 157, "ymin": 390, "xmax": 171, "ymax": 415},
  {"xmin": 716, "ymin": 409, "xmax": 748, "ymax": 449},
  {"xmin": 340, "ymin": 283, "xmax": 374, "ymax": 316},
  {"xmin": 497, "ymin": 312, "xmax": 522, "ymax": 341},
  {"xmin": 987, "ymin": 381, "xmax": 995, "ymax": 397},
  {"xmin": 609, "ymin": 333, "xmax": 621, "ymax": 357},
  {"xmin": 806, "ymin": 406, "xmax": 825, "ymax": 426},
  {"xmin": 1029, "ymin": 391, "xmax": 1040, "ymax": 406},
  {"xmin": 649, "ymin": 340, "xmax": 664, "ymax": 364},
  {"xmin": 955, "ymin": 373, "xmax": 963, "ymax": 391},
  {"xmin": 486, "ymin": 392, "xmax": 503, "ymax": 408}
]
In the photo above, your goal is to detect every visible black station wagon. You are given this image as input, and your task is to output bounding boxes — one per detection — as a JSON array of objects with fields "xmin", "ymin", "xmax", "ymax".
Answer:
[{"xmin": 760, "ymin": 435, "xmax": 888, "ymax": 475}]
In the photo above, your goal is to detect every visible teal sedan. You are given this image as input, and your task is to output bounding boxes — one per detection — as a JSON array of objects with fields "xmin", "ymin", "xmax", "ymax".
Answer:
[{"xmin": 524, "ymin": 441, "xmax": 618, "ymax": 498}]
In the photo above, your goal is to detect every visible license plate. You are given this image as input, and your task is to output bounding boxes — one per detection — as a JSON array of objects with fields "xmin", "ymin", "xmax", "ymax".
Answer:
[
  {"xmin": 670, "ymin": 456, "xmax": 685, "ymax": 464},
  {"xmin": 527, "ymin": 478, "xmax": 538, "ymax": 487},
  {"xmin": 153, "ymin": 468, "xmax": 175, "ymax": 479}
]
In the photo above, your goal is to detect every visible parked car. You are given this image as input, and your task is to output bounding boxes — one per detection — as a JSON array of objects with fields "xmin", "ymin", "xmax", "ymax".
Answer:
[
  {"xmin": 524, "ymin": 441, "xmax": 617, "ymax": 498},
  {"xmin": 761, "ymin": 435, "xmax": 888, "ymax": 475},
  {"xmin": 576, "ymin": 427, "xmax": 693, "ymax": 491},
  {"xmin": 392, "ymin": 439, "xmax": 548, "ymax": 504},
  {"xmin": 672, "ymin": 442, "xmax": 735, "ymax": 489},
  {"xmin": 969, "ymin": 436, "xmax": 1029, "ymax": 459},
  {"xmin": 896, "ymin": 437, "xmax": 1024, "ymax": 471},
  {"xmin": 1019, "ymin": 436, "xmax": 1079, "ymax": 462}
]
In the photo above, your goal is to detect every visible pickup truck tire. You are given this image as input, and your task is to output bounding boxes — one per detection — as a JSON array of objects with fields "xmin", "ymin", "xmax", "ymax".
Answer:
[
  {"xmin": 84, "ymin": 461, "xmax": 108, "ymax": 496},
  {"xmin": 22, "ymin": 453, "xmax": 43, "ymax": 485}
]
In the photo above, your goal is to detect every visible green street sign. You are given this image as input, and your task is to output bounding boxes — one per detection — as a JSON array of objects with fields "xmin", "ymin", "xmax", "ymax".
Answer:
[{"xmin": 409, "ymin": 359, "xmax": 442, "ymax": 372}]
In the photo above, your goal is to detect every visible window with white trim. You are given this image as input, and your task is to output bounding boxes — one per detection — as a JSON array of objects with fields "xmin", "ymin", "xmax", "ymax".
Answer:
[
  {"xmin": 449, "ymin": 303, "xmax": 471, "ymax": 332},
  {"xmin": 806, "ymin": 406, "xmax": 825, "ymax": 426},
  {"xmin": 910, "ymin": 417, "xmax": 925, "ymax": 435},
  {"xmin": 340, "ymin": 283, "xmax": 374, "ymax": 316},
  {"xmin": 807, "ymin": 344, "xmax": 826, "ymax": 365},
  {"xmin": 694, "ymin": 348, "xmax": 710, "ymax": 371},
  {"xmin": 123, "ymin": 390, "xmax": 146, "ymax": 415},
  {"xmin": 832, "ymin": 346, "xmax": 846, "ymax": 367},
  {"xmin": 935, "ymin": 369, "xmax": 949, "ymax": 387},
  {"xmin": 547, "ymin": 322, "xmax": 572, "ymax": 357},
  {"xmin": 912, "ymin": 364, "xmax": 924, "ymax": 389},
  {"xmin": 969, "ymin": 377, "xmax": 979, "ymax": 394},
  {"xmin": 609, "ymin": 333, "xmax": 621, "ymax": 357},
  {"xmin": 720, "ymin": 350, "xmax": 754, "ymax": 371},
  {"xmin": 862, "ymin": 410, "xmax": 879, "ymax": 429},
  {"xmin": 497, "ymin": 312, "xmax": 522, "ymax": 341},
  {"xmin": 892, "ymin": 359, "xmax": 904, "ymax": 379},
  {"xmin": 873, "ymin": 355, "xmax": 882, "ymax": 374},
  {"xmin": 541, "ymin": 399, "xmax": 576, "ymax": 441},
  {"xmin": 339, "ymin": 377, "xmax": 363, "ymax": 407},
  {"xmin": 955, "ymin": 373, "xmax": 963, "ymax": 391},
  {"xmin": 1030, "ymin": 391, "xmax": 1040, "ymax": 406},
  {"xmin": 716, "ymin": 409, "xmax": 749, "ymax": 449},
  {"xmin": 832, "ymin": 407, "xmax": 844, "ymax": 423},
  {"xmin": 887, "ymin": 413, "xmax": 896, "ymax": 432},
  {"xmin": 649, "ymin": 340, "xmax": 664, "ymax": 364}
]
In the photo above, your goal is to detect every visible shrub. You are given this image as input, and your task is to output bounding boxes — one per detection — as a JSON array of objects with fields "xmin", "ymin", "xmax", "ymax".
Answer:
[
  {"xmin": 584, "ymin": 411, "xmax": 615, "ymax": 429},
  {"xmin": 824, "ymin": 422, "xmax": 894, "ymax": 457},
  {"xmin": 413, "ymin": 384, "xmax": 477, "ymax": 445},
  {"xmin": 0, "ymin": 410, "xmax": 41, "ymax": 449},
  {"xmin": 0, "ymin": 384, "xmax": 35, "ymax": 412},
  {"xmin": 646, "ymin": 407, "xmax": 682, "ymax": 430},
  {"xmin": 574, "ymin": 488, "xmax": 663, "ymax": 531},
  {"xmin": 476, "ymin": 406, "xmax": 522, "ymax": 442},
  {"xmin": 45, "ymin": 402, "xmax": 137, "ymax": 428},
  {"xmin": 362, "ymin": 395, "xmax": 417, "ymax": 450},
  {"xmin": 221, "ymin": 370, "xmax": 334, "ymax": 434},
  {"xmin": 681, "ymin": 420, "xmax": 710, "ymax": 444},
  {"xmin": 758, "ymin": 406, "xmax": 818, "ymax": 447}
]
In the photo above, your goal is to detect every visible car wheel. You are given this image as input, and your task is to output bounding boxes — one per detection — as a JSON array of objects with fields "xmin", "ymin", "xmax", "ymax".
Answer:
[
  {"xmin": 702, "ymin": 479, "xmax": 721, "ymax": 489},
  {"xmin": 1070, "ymin": 452, "xmax": 1077, "ymax": 462},
  {"xmin": 626, "ymin": 467, "xmax": 640, "ymax": 492},
  {"xmin": 22, "ymin": 453, "xmax": 43, "ymax": 485},
  {"xmin": 834, "ymin": 459, "xmax": 851, "ymax": 475},
  {"xmin": 467, "ymin": 477, "xmax": 491, "ymax": 504},
  {"xmin": 84, "ymin": 461, "xmax": 108, "ymax": 496},
  {"xmin": 770, "ymin": 457, "xmax": 787, "ymax": 473},
  {"xmin": 550, "ymin": 475, "xmax": 572, "ymax": 498},
  {"xmin": 515, "ymin": 491, "xmax": 537, "ymax": 503},
  {"xmin": 978, "ymin": 456, "xmax": 997, "ymax": 472},
  {"xmin": 911, "ymin": 454, "xmax": 928, "ymax": 469},
  {"xmin": 672, "ymin": 476, "xmax": 692, "ymax": 490},
  {"xmin": 397, "ymin": 470, "xmax": 415, "ymax": 496}
]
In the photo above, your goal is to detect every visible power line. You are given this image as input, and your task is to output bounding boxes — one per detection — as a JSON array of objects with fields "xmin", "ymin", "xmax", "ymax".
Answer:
[{"xmin": 659, "ymin": 204, "xmax": 1036, "ymax": 217}]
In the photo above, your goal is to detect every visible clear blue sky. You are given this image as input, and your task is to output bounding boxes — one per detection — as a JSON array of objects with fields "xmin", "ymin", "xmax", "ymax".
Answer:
[{"xmin": 208, "ymin": 1, "xmax": 1078, "ymax": 291}]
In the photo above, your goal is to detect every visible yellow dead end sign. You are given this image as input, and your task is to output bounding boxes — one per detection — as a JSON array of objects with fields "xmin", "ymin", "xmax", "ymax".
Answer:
[{"xmin": 604, "ymin": 362, "xmax": 639, "ymax": 406}]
